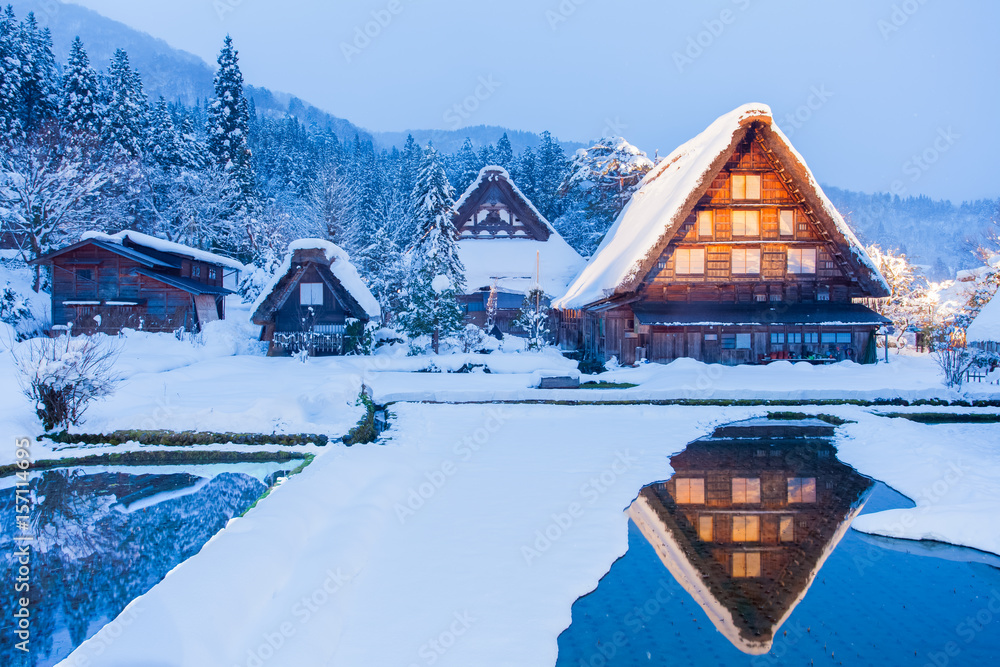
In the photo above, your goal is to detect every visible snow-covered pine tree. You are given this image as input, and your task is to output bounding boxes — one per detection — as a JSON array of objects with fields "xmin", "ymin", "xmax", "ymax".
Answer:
[
  {"xmin": 452, "ymin": 138, "xmax": 482, "ymax": 192},
  {"xmin": 177, "ymin": 114, "xmax": 208, "ymax": 170},
  {"xmin": 103, "ymin": 49, "xmax": 147, "ymax": 160},
  {"xmin": 0, "ymin": 7, "xmax": 23, "ymax": 142},
  {"xmin": 398, "ymin": 145, "xmax": 466, "ymax": 353},
  {"xmin": 494, "ymin": 132, "xmax": 514, "ymax": 170},
  {"xmin": 534, "ymin": 130, "xmax": 569, "ymax": 222},
  {"xmin": 207, "ymin": 35, "xmax": 255, "ymax": 211},
  {"xmin": 514, "ymin": 284, "xmax": 550, "ymax": 351},
  {"xmin": 511, "ymin": 146, "xmax": 538, "ymax": 203},
  {"xmin": 147, "ymin": 97, "xmax": 183, "ymax": 170},
  {"xmin": 16, "ymin": 12, "xmax": 58, "ymax": 134},
  {"xmin": 59, "ymin": 37, "xmax": 102, "ymax": 141}
]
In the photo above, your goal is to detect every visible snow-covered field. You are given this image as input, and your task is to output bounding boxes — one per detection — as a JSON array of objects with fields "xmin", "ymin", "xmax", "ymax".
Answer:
[{"xmin": 56, "ymin": 402, "xmax": 1000, "ymax": 667}]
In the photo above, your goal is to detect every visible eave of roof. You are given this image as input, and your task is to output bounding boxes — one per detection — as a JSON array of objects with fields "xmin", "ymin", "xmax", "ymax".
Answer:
[
  {"xmin": 135, "ymin": 268, "xmax": 234, "ymax": 295},
  {"xmin": 630, "ymin": 302, "xmax": 890, "ymax": 327}
]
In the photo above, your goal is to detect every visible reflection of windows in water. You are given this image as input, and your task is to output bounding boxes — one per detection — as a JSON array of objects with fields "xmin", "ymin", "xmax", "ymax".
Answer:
[
  {"xmin": 788, "ymin": 477, "xmax": 817, "ymax": 503},
  {"xmin": 732, "ymin": 515, "xmax": 760, "ymax": 542},
  {"xmin": 732, "ymin": 551, "xmax": 761, "ymax": 578},
  {"xmin": 674, "ymin": 478, "xmax": 705, "ymax": 504},
  {"xmin": 732, "ymin": 477, "xmax": 761, "ymax": 503},
  {"xmin": 698, "ymin": 516, "xmax": 713, "ymax": 542},
  {"xmin": 780, "ymin": 516, "xmax": 795, "ymax": 542}
]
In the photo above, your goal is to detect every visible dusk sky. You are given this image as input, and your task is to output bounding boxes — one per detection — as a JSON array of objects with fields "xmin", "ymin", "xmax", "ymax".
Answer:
[{"xmin": 64, "ymin": 0, "xmax": 999, "ymax": 202}]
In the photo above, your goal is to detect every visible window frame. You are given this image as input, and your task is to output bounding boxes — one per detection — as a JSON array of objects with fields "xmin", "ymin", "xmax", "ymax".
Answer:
[
  {"xmin": 788, "ymin": 477, "xmax": 817, "ymax": 503},
  {"xmin": 779, "ymin": 209, "xmax": 795, "ymax": 236},
  {"xmin": 731, "ymin": 248, "xmax": 761, "ymax": 275},
  {"xmin": 731, "ymin": 209, "xmax": 761, "ymax": 237},
  {"xmin": 787, "ymin": 247, "xmax": 818, "ymax": 274},
  {"xmin": 675, "ymin": 478, "xmax": 705, "ymax": 504},
  {"xmin": 732, "ymin": 477, "xmax": 761, "ymax": 504},
  {"xmin": 697, "ymin": 210, "xmax": 713, "ymax": 238},
  {"xmin": 674, "ymin": 248, "xmax": 705, "ymax": 275},
  {"xmin": 731, "ymin": 174, "xmax": 762, "ymax": 201},
  {"xmin": 300, "ymin": 282, "xmax": 325, "ymax": 306}
]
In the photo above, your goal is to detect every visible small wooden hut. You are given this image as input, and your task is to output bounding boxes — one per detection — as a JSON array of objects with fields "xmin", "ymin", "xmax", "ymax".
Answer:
[
  {"xmin": 554, "ymin": 103, "xmax": 891, "ymax": 364},
  {"xmin": 251, "ymin": 239, "xmax": 381, "ymax": 356},
  {"xmin": 30, "ymin": 231, "xmax": 243, "ymax": 334}
]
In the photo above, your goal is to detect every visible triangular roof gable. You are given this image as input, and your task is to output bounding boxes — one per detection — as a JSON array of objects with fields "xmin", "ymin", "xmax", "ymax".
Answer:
[
  {"xmin": 452, "ymin": 166, "xmax": 552, "ymax": 241},
  {"xmin": 251, "ymin": 252, "xmax": 370, "ymax": 324},
  {"xmin": 554, "ymin": 104, "xmax": 890, "ymax": 309}
]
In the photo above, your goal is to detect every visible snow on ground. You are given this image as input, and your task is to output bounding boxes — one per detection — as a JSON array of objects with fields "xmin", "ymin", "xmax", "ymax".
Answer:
[
  {"xmin": 58, "ymin": 402, "xmax": 1000, "ymax": 667},
  {"xmin": 60, "ymin": 404, "xmax": 760, "ymax": 667},
  {"xmin": 836, "ymin": 413, "xmax": 1000, "ymax": 557}
]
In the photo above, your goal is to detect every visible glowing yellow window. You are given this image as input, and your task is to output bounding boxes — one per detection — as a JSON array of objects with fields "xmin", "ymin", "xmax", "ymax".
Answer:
[{"xmin": 732, "ymin": 515, "xmax": 760, "ymax": 542}]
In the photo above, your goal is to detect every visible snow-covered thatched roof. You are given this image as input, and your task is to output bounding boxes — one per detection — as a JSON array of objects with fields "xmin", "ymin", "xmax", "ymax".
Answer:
[
  {"xmin": 251, "ymin": 239, "xmax": 381, "ymax": 322},
  {"xmin": 452, "ymin": 166, "xmax": 586, "ymax": 297},
  {"xmin": 454, "ymin": 166, "xmax": 555, "ymax": 236},
  {"xmin": 554, "ymin": 103, "xmax": 890, "ymax": 310},
  {"xmin": 967, "ymin": 292, "xmax": 1000, "ymax": 343},
  {"xmin": 81, "ymin": 230, "xmax": 246, "ymax": 272}
]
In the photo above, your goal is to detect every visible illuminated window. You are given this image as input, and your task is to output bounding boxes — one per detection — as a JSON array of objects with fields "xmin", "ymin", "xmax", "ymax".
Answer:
[
  {"xmin": 732, "ymin": 210, "xmax": 760, "ymax": 236},
  {"xmin": 731, "ymin": 174, "xmax": 762, "ymax": 200},
  {"xmin": 779, "ymin": 210, "xmax": 795, "ymax": 236},
  {"xmin": 788, "ymin": 477, "xmax": 817, "ymax": 503},
  {"xmin": 698, "ymin": 516, "xmax": 714, "ymax": 542},
  {"xmin": 733, "ymin": 552, "xmax": 761, "ymax": 578},
  {"xmin": 698, "ymin": 210, "xmax": 713, "ymax": 237},
  {"xmin": 731, "ymin": 248, "xmax": 761, "ymax": 274},
  {"xmin": 300, "ymin": 283, "xmax": 324, "ymax": 306},
  {"xmin": 732, "ymin": 478, "xmax": 761, "ymax": 503},
  {"xmin": 675, "ymin": 478, "xmax": 705, "ymax": 504},
  {"xmin": 732, "ymin": 515, "xmax": 760, "ymax": 542},
  {"xmin": 675, "ymin": 248, "xmax": 705, "ymax": 275},
  {"xmin": 788, "ymin": 248, "xmax": 817, "ymax": 274},
  {"xmin": 780, "ymin": 517, "xmax": 795, "ymax": 542}
]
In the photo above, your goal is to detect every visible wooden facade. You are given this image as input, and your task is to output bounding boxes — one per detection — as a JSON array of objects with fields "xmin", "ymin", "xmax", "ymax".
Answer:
[
  {"xmin": 32, "ymin": 234, "xmax": 235, "ymax": 334},
  {"xmin": 252, "ymin": 246, "xmax": 378, "ymax": 356},
  {"xmin": 556, "ymin": 110, "xmax": 890, "ymax": 364},
  {"xmin": 628, "ymin": 428, "xmax": 872, "ymax": 653}
]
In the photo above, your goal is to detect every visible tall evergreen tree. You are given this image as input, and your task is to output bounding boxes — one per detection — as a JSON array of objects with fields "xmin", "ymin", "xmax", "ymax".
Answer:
[
  {"xmin": 398, "ymin": 145, "xmax": 466, "ymax": 353},
  {"xmin": 453, "ymin": 137, "xmax": 482, "ymax": 192},
  {"xmin": 147, "ymin": 97, "xmax": 182, "ymax": 170},
  {"xmin": 535, "ymin": 130, "xmax": 569, "ymax": 222},
  {"xmin": 494, "ymin": 132, "xmax": 514, "ymax": 170},
  {"xmin": 17, "ymin": 12, "xmax": 58, "ymax": 134},
  {"xmin": 512, "ymin": 146, "xmax": 538, "ymax": 203},
  {"xmin": 59, "ymin": 37, "xmax": 101, "ymax": 140},
  {"xmin": 207, "ymin": 35, "xmax": 254, "ymax": 209},
  {"xmin": 0, "ymin": 7, "xmax": 23, "ymax": 141},
  {"xmin": 177, "ymin": 114, "xmax": 208, "ymax": 170},
  {"xmin": 103, "ymin": 49, "xmax": 147, "ymax": 159}
]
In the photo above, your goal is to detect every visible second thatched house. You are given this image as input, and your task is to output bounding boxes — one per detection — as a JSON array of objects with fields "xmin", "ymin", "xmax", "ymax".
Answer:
[{"xmin": 251, "ymin": 240, "xmax": 381, "ymax": 356}]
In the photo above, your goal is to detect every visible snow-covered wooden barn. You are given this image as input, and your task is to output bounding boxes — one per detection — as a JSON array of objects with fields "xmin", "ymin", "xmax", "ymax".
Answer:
[
  {"xmin": 251, "ymin": 239, "xmax": 380, "ymax": 356},
  {"xmin": 553, "ymin": 103, "xmax": 891, "ymax": 365},
  {"xmin": 967, "ymin": 292, "xmax": 1000, "ymax": 353},
  {"xmin": 451, "ymin": 166, "xmax": 586, "ymax": 333},
  {"xmin": 31, "ymin": 231, "xmax": 243, "ymax": 334}
]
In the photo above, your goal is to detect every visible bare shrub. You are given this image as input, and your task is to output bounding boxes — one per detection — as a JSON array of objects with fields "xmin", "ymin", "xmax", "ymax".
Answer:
[{"xmin": 12, "ymin": 334, "xmax": 121, "ymax": 431}]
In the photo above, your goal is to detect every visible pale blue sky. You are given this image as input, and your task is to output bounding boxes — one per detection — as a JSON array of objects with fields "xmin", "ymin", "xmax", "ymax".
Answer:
[{"xmin": 64, "ymin": 0, "xmax": 1000, "ymax": 201}]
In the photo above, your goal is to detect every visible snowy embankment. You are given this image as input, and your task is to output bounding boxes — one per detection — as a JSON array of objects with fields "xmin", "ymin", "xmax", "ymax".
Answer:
[
  {"xmin": 369, "ymin": 353, "xmax": 1000, "ymax": 404},
  {"xmin": 836, "ymin": 414, "xmax": 1000, "ymax": 557},
  {"xmin": 59, "ymin": 404, "xmax": 758, "ymax": 667}
]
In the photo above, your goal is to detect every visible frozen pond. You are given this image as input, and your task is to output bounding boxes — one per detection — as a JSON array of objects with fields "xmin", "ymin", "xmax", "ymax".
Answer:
[
  {"xmin": 557, "ymin": 420, "xmax": 1000, "ymax": 666},
  {"xmin": 0, "ymin": 463, "xmax": 289, "ymax": 667}
]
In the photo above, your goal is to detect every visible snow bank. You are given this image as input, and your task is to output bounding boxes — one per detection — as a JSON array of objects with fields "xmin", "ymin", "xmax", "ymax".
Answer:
[
  {"xmin": 837, "ymin": 415, "xmax": 1000, "ymax": 556},
  {"xmin": 554, "ymin": 103, "xmax": 888, "ymax": 309},
  {"xmin": 81, "ymin": 230, "xmax": 245, "ymax": 272}
]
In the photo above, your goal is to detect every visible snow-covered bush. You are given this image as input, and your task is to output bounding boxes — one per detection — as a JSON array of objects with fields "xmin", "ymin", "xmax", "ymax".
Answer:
[
  {"xmin": 458, "ymin": 324, "xmax": 488, "ymax": 353},
  {"xmin": 13, "ymin": 334, "xmax": 121, "ymax": 431},
  {"xmin": 1, "ymin": 283, "xmax": 32, "ymax": 330},
  {"xmin": 345, "ymin": 319, "xmax": 378, "ymax": 356}
]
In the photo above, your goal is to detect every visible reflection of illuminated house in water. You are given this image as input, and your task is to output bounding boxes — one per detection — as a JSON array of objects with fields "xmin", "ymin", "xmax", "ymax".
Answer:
[{"xmin": 627, "ymin": 420, "xmax": 872, "ymax": 654}]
